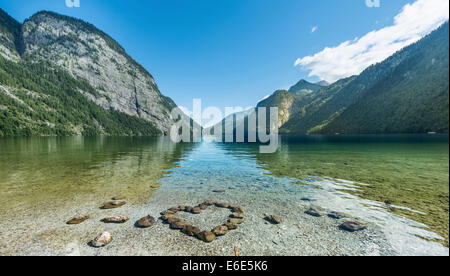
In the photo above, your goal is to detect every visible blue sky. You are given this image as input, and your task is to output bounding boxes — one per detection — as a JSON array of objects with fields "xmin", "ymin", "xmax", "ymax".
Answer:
[{"xmin": 0, "ymin": 0, "xmax": 447, "ymax": 114}]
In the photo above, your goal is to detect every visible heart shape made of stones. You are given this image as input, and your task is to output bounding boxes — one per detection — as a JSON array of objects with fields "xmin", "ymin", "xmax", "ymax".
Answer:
[{"xmin": 160, "ymin": 200, "xmax": 244, "ymax": 243}]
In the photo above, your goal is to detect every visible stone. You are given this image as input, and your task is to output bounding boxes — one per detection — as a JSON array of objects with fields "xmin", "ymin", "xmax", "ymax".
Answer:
[
  {"xmin": 112, "ymin": 195, "xmax": 126, "ymax": 200},
  {"xmin": 191, "ymin": 207, "xmax": 201, "ymax": 214},
  {"xmin": 178, "ymin": 205, "xmax": 186, "ymax": 212},
  {"xmin": 67, "ymin": 216, "xmax": 90, "ymax": 225},
  {"xmin": 215, "ymin": 202, "xmax": 229, "ymax": 208},
  {"xmin": 198, "ymin": 204, "xmax": 208, "ymax": 210},
  {"xmin": 166, "ymin": 217, "xmax": 182, "ymax": 224},
  {"xmin": 161, "ymin": 214, "xmax": 176, "ymax": 221},
  {"xmin": 339, "ymin": 221, "xmax": 367, "ymax": 232},
  {"xmin": 264, "ymin": 215, "xmax": 282, "ymax": 224},
  {"xmin": 168, "ymin": 206, "xmax": 180, "ymax": 212},
  {"xmin": 185, "ymin": 206, "xmax": 194, "ymax": 213},
  {"xmin": 91, "ymin": 232, "xmax": 112, "ymax": 247},
  {"xmin": 212, "ymin": 225, "xmax": 228, "ymax": 236},
  {"xmin": 181, "ymin": 225, "xmax": 201, "ymax": 237},
  {"xmin": 224, "ymin": 222, "xmax": 238, "ymax": 230},
  {"xmin": 102, "ymin": 201, "xmax": 126, "ymax": 209},
  {"xmin": 198, "ymin": 231, "xmax": 216, "ymax": 243},
  {"xmin": 170, "ymin": 221, "xmax": 190, "ymax": 230},
  {"xmin": 229, "ymin": 206, "xmax": 244, "ymax": 213},
  {"xmin": 305, "ymin": 208, "xmax": 323, "ymax": 217},
  {"xmin": 228, "ymin": 218, "xmax": 244, "ymax": 224},
  {"xmin": 161, "ymin": 210, "xmax": 176, "ymax": 216},
  {"xmin": 231, "ymin": 212, "xmax": 244, "ymax": 219},
  {"xmin": 203, "ymin": 200, "xmax": 217, "ymax": 206},
  {"xmin": 328, "ymin": 212, "xmax": 346, "ymax": 219},
  {"xmin": 137, "ymin": 216, "xmax": 155, "ymax": 228},
  {"xmin": 101, "ymin": 216, "xmax": 129, "ymax": 224}
]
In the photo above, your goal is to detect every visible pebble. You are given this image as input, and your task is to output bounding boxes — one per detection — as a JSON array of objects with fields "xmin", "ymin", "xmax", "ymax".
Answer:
[
  {"xmin": 212, "ymin": 225, "xmax": 228, "ymax": 236},
  {"xmin": 182, "ymin": 225, "xmax": 202, "ymax": 237},
  {"xmin": 305, "ymin": 208, "xmax": 323, "ymax": 217},
  {"xmin": 198, "ymin": 231, "xmax": 216, "ymax": 243},
  {"xmin": 328, "ymin": 212, "xmax": 346, "ymax": 219},
  {"xmin": 101, "ymin": 216, "xmax": 129, "ymax": 224},
  {"xmin": 170, "ymin": 221, "xmax": 190, "ymax": 230},
  {"xmin": 102, "ymin": 201, "xmax": 126, "ymax": 209},
  {"xmin": 264, "ymin": 215, "xmax": 282, "ymax": 224},
  {"xmin": 224, "ymin": 222, "xmax": 238, "ymax": 230},
  {"xmin": 112, "ymin": 195, "xmax": 126, "ymax": 200},
  {"xmin": 228, "ymin": 218, "xmax": 244, "ymax": 224},
  {"xmin": 66, "ymin": 216, "xmax": 90, "ymax": 225},
  {"xmin": 203, "ymin": 200, "xmax": 217, "ymax": 206},
  {"xmin": 340, "ymin": 221, "xmax": 367, "ymax": 232},
  {"xmin": 231, "ymin": 212, "xmax": 244, "ymax": 219},
  {"xmin": 215, "ymin": 202, "xmax": 229, "ymax": 208},
  {"xmin": 137, "ymin": 216, "xmax": 155, "ymax": 228},
  {"xmin": 91, "ymin": 232, "xmax": 112, "ymax": 247}
]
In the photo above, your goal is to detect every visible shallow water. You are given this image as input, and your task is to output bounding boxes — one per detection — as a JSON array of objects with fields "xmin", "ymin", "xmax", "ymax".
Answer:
[{"xmin": 0, "ymin": 135, "xmax": 448, "ymax": 255}]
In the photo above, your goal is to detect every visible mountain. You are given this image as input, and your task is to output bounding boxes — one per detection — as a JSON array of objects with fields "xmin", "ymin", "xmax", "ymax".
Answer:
[
  {"xmin": 212, "ymin": 22, "xmax": 449, "ymax": 137},
  {"xmin": 288, "ymin": 79, "xmax": 324, "ymax": 96},
  {"xmin": 254, "ymin": 79, "xmax": 322, "ymax": 128},
  {"xmin": 316, "ymin": 80, "xmax": 329, "ymax": 87},
  {"xmin": 282, "ymin": 22, "xmax": 449, "ymax": 134},
  {"xmin": 310, "ymin": 23, "xmax": 449, "ymax": 134},
  {"xmin": 1, "ymin": 9, "xmax": 181, "ymax": 137}
]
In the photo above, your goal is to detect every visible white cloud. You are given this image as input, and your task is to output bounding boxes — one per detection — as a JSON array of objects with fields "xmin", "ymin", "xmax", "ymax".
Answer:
[
  {"xmin": 311, "ymin": 26, "xmax": 318, "ymax": 33},
  {"xmin": 294, "ymin": 0, "xmax": 449, "ymax": 83},
  {"xmin": 258, "ymin": 94, "xmax": 271, "ymax": 103}
]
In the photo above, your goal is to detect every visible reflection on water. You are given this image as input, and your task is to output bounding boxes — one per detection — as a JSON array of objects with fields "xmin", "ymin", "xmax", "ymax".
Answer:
[
  {"xmin": 219, "ymin": 135, "xmax": 449, "ymax": 248},
  {"xmin": 0, "ymin": 136, "xmax": 195, "ymax": 213}
]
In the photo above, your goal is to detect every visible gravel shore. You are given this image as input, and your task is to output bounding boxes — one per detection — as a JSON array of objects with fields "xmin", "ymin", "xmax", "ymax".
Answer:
[{"xmin": 0, "ymin": 185, "xmax": 427, "ymax": 256}]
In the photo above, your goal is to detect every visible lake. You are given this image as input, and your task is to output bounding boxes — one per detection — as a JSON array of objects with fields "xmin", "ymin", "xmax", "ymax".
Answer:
[{"xmin": 0, "ymin": 135, "xmax": 448, "ymax": 256}]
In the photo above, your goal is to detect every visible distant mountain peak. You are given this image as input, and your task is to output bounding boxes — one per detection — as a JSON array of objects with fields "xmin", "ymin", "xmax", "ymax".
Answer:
[
  {"xmin": 316, "ymin": 80, "xmax": 329, "ymax": 86},
  {"xmin": 288, "ymin": 79, "xmax": 322, "ymax": 95}
]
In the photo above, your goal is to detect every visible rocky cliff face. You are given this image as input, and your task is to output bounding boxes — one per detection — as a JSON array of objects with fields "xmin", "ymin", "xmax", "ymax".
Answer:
[{"xmin": 14, "ymin": 11, "xmax": 176, "ymax": 134}]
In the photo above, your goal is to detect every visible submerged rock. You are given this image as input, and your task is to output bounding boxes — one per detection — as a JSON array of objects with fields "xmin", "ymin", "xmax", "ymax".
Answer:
[
  {"xmin": 224, "ymin": 221, "xmax": 238, "ymax": 230},
  {"xmin": 67, "ymin": 216, "xmax": 90, "ymax": 225},
  {"xmin": 231, "ymin": 212, "xmax": 244, "ymax": 219},
  {"xmin": 203, "ymin": 200, "xmax": 217, "ymax": 206},
  {"xmin": 112, "ymin": 195, "xmax": 126, "ymax": 200},
  {"xmin": 328, "ymin": 212, "xmax": 346, "ymax": 219},
  {"xmin": 101, "ymin": 216, "xmax": 129, "ymax": 224},
  {"xmin": 170, "ymin": 221, "xmax": 190, "ymax": 230},
  {"xmin": 215, "ymin": 202, "xmax": 229, "ymax": 208},
  {"xmin": 191, "ymin": 207, "xmax": 202, "ymax": 214},
  {"xmin": 198, "ymin": 204, "xmax": 208, "ymax": 210},
  {"xmin": 137, "ymin": 216, "xmax": 155, "ymax": 228},
  {"xmin": 102, "ymin": 201, "xmax": 126, "ymax": 209},
  {"xmin": 305, "ymin": 208, "xmax": 323, "ymax": 217},
  {"xmin": 212, "ymin": 225, "xmax": 228, "ymax": 236},
  {"xmin": 91, "ymin": 232, "xmax": 112, "ymax": 247},
  {"xmin": 228, "ymin": 218, "xmax": 244, "ymax": 225},
  {"xmin": 264, "ymin": 215, "xmax": 282, "ymax": 224},
  {"xmin": 340, "ymin": 221, "xmax": 367, "ymax": 232},
  {"xmin": 230, "ymin": 206, "xmax": 244, "ymax": 213},
  {"xmin": 168, "ymin": 206, "xmax": 180, "ymax": 212},
  {"xmin": 213, "ymin": 189, "xmax": 226, "ymax": 193},
  {"xmin": 161, "ymin": 214, "xmax": 176, "ymax": 222},
  {"xmin": 182, "ymin": 225, "xmax": 202, "ymax": 237},
  {"xmin": 166, "ymin": 217, "xmax": 182, "ymax": 224},
  {"xmin": 161, "ymin": 210, "xmax": 176, "ymax": 216},
  {"xmin": 185, "ymin": 206, "xmax": 194, "ymax": 213},
  {"xmin": 198, "ymin": 231, "xmax": 216, "ymax": 243}
]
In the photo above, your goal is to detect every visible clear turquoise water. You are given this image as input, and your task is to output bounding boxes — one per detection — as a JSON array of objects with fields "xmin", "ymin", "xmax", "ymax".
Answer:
[{"xmin": 0, "ymin": 135, "xmax": 448, "ymax": 255}]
